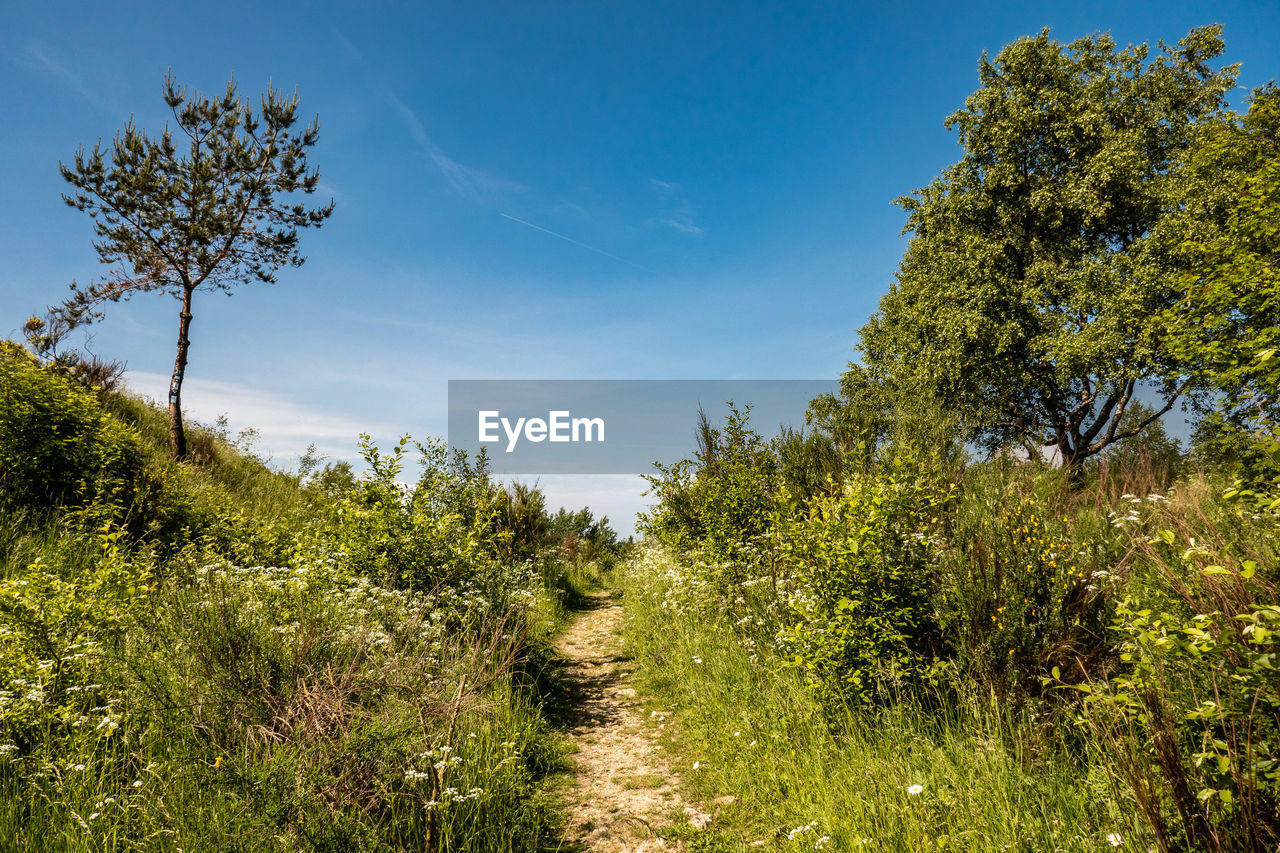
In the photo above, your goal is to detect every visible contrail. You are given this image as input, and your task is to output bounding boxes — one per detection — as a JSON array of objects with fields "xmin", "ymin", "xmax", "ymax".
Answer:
[{"xmin": 500, "ymin": 213, "xmax": 640, "ymax": 268}]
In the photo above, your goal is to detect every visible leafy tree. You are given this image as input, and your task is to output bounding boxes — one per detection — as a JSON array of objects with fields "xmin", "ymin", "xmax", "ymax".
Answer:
[
  {"xmin": 807, "ymin": 364, "xmax": 894, "ymax": 470},
  {"xmin": 808, "ymin": 362, "xmax": 964, "ymax": 473},
  {"xmin": 58, "ymin": 74, "xmax": 334, "ymax": 460},
  {"xmin": 640, "ymin": 404, "xmax": 779, "ymax": 568},
  {"xmin": 1162, "ymin": 87, "xmax": 1280, "ymax": 481},
  {"xmin": 856, "ymin": 26, "xmax": 1235, "ymax": 472},
  {"xmin": 547, "ymin": 506, "xmax": 619, "ymax": 564}
]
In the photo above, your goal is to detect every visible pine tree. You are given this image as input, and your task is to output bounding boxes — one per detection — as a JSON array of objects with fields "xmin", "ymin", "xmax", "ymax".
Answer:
[{"xmin": 60, "ymin": 73, "xmax": 334, "ymax": 459}]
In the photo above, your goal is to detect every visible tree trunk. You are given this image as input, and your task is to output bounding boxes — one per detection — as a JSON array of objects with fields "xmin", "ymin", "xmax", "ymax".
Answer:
[
  {"xmin": 168, "ymin": 286, "xmax": 194, "ymax": 461},
  {"xmin": 1058, "ymin": 438, "xmax": 1087, "ymax": 488}
]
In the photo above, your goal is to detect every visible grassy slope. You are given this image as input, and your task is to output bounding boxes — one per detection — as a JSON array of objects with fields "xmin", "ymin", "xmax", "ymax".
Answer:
[{"xmin": 0, "ymin": 367, "xmax": 592, "ymax": 852}]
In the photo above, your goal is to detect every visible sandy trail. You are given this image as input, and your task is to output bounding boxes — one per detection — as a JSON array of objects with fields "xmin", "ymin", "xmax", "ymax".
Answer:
[{"xmin": 558, "ymin": 591, "xmax": 698, "ymax": 852}]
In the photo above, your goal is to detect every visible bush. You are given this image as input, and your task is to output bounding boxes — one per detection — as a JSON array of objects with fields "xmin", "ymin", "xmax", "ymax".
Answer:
[
  {"xmin": 779, "ymin": 454, "xmax": 952, "ymax": 706},
  {"xmin": 323, "ymin": 435, "xmax": 498, "ymax": 593},
  {"xmin": 0, "ymin": 346, "xmax": 145, "ymax": 514},
  {"xmin": 938, "ymin": 490, "xmax": 1115, "ymax": 695},
  {"xmin": 1078, "ymin": 496, "xmax": 1280, "ymax": 852},
  {"xmin": 640, "ymin": 404, "xmax": 780, "ymax": 572}
]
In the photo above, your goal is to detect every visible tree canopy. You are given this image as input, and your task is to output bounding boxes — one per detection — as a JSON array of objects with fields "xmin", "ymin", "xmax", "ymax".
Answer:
[
  {"xmin": 1163, "ymin": 86, "xmax": 1280, "ymax": 477},
  {"xmin": 852, "ymin": 26, "xmax": 1236, "ymax": 470}
]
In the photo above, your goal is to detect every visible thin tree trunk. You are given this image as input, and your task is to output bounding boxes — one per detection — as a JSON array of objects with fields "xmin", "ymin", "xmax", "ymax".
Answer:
[{"xmin": 168, "ymin": 286, "xmax": 194, "ymax": 461}]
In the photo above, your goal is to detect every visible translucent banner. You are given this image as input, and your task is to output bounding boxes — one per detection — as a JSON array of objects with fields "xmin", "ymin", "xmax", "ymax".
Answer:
[{"xmin": 447, "ymin": 379, "xmax": 836, "ymax": 474}]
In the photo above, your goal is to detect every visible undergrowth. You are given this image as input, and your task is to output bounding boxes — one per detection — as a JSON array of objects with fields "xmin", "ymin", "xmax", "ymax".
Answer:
[{"xmin": 0, "ymin": 347, "xmax": 620, "ymax": 852}]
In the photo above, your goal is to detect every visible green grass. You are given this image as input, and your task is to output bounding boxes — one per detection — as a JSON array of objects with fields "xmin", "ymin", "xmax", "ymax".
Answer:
[
  {"xmin": 0, "ymin": 360, "xmax": 613, "ymax": 851},
  {"xmin": 620, "ymin": 546, "xmax": 1145, "ymax": 852},
  {"xmin": 0, "ymin": 522, "xmax": 582, "ymax": 851}
]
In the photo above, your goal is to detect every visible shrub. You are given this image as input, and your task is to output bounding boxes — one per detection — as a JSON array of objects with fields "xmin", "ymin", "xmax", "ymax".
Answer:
[
  {"xmin": 325, "ymin": 435, "xmax": 497, "ymax": 592},
  {"xmin": 778, "ymin": 454, "xmax": 952, "ymax": 706},
  {"xmin": 0, "ymin": 346, "xmax": 145, "ymax": 514},
  {"xmin": 1078, "ymin": 499, "xmax": 1280, "ymax": 852},
  {"xmin": 640, "ymin": 404, "xmax": 781, "ymax": 580},
  {"xmin": 938, "ymin": 493, "xmax": 1115, "ymax": 695}
]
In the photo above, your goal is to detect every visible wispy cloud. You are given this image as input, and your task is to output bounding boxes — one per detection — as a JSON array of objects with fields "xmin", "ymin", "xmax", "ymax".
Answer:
[
  {"xmin": 23, "ymin": 41, "xmax": 119, "ymax": 113},
  {"xmin": 386, "ymin": 92, "xmax": 524, "ymax": 205},
  {"xmin": 123, "ymin": 371, "xmax": 399, "ymax": 465},
  {"xmin": 662, "ymin": 217, "xmax": 704, "ymax": 235},
  {"xmin": 650, "ymin": 178, "xmax": 704, "ymax": 236},
  {"xmin": 331, "ymin": 28, "xmax": 363, "ymax": 63},
  {"xmin": 500, "ymin": 213, "xmax": 641, "ymax": 268}
]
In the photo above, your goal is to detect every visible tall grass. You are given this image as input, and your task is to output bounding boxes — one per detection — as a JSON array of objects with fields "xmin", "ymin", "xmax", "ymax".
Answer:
[
  {"xmin": 621, "ymin": 546, "xmax": 1140, "ymax": 851},
  {"xmin": 0, "ymin": 354, "xmax": 617, "ymax": 851}
]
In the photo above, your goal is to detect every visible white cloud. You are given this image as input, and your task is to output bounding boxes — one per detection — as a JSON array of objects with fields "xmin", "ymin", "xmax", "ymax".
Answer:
[
  {"xmin": 650, "ymin": 178, "xmax": 704, "ymax": 236},
  {"xmin": 123, "ymin": 371, "xmax": 397, "ymax": 467},
  {"xmin": 662, "ymin": 216, "xmax": 705, "ymax": 236}
]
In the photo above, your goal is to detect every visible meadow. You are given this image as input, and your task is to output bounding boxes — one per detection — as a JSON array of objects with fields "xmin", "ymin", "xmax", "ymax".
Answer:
[
  {"xmin": 0, "ymin": 342, "xmax": 620, "ymax": 851},
  {"xmin": 624, "ymin": 410, "xmax": 1278, "ymax": 852}
]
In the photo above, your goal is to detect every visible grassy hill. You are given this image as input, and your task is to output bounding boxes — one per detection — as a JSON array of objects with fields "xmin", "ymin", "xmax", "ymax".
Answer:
[{"xmin": 0, "ymin": 343, "xmax": 612, "ymax": 852}]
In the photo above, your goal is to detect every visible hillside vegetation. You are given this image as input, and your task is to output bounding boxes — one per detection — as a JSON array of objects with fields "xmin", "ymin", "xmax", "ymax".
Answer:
[
  {"xmin": 0, "ymin": 342, "xmax": 619, "ymax": 852},
  {"xmin": 622, "ymin": 27, "xmax": 1280, "ymax": 853},
  {"xmin": 628, "ymin": 414, "xmax": 1277, "ymax": 851}
]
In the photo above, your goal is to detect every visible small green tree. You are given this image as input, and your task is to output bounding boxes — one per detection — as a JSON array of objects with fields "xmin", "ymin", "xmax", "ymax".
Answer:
[
  {"xmin": 858, "ymin": 26, "xmax": 1235, "ymax": 473},
  {"xmin": 59, "ymin": 74, "xmax": 334, "ymax": 460},
  {"xmin": 1162, "ymin": 87, "xmax": 1280, "ymax": 481}
]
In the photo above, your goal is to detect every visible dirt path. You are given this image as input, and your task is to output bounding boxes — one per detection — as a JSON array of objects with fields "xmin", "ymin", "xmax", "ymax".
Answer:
[{"xmin": 558, "ymin": 591, "xmax": 702, "ymax": 852}]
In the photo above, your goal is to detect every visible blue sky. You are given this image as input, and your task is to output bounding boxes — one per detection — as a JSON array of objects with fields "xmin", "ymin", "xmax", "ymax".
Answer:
[{"xmin": 3, "ymin": 1, "xmax": 1278, "ymax": 532}]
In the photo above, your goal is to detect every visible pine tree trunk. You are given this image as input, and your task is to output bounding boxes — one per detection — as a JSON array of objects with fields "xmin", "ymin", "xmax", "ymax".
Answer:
[{"xmin": 168, "ymin": 286, "xmax": 194, "ymax": 461}]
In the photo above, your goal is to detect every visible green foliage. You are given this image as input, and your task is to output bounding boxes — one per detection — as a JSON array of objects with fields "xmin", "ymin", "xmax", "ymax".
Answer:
[
  {"xmin": 808, "ymin": 362, "xmax": 964, "ymax": 474},
  {"xmin": 0, "ymin": 526, "xmax": 152, "ymax": 748},
  {"xmin": 640, "ymin": 404, "xmax": 780, "ymax": 569},
  {"xmin": 324, "ymin": 435, "xmax": 494, "ymax": 592},
  {"xmin": 938, "ymin": 488, "xmax": 1112, "ymax": 694},
  {"xmin": 0, "ymin": 378, "xmax": 613, "ymax": 850},
  {"xmin": 0, "ymin": 536, "xmax": 567, "ymax": 851},
  {"xmin": 779, "ymin": 456, "xmax": 952, "ymax": 705},
  {"xmin": 859, "ymin": 25, "xmax": 1236, "ymax": 469},
  {"xmin": 1162, "ymin": 87, "xmax": 1280, "ymax": 484},
  {"xmin": 1075, "ymin": 505, "xmax": 1280, "ymax": 852},
  {"xmin": 805, "ymin": 363, "xmax": 893, "ymax": 471},
  {"xmin": 61, "ymin": 74, "xmax": 334, "ymax": 296},
  {"xmin": 0, "ymin": 346, "xmax": 146, "ymax": 517},
  {"xmin": 494, "ymin": 481, "xmax": 550, "ymax": 563},
  {"xmin": 638, "ymin": 392, "xmax": 1278, "ymax": 849},
  {"xmin": 620, "ymin": 546, "xmax": 1136, "ymax": 850},
  {"xmin": 546, "ymin": 506, "xmax": 621, "ymax": 570}
]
